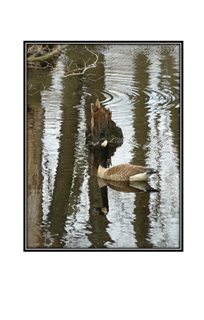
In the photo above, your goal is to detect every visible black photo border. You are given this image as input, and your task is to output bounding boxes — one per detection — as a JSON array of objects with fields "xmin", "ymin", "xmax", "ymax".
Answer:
[{"xmin": 24, "ymin": 40, "xmax": 183, "ymax": 252}]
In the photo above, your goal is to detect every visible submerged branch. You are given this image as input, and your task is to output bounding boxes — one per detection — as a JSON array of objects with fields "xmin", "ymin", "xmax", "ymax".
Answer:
[
  {"xmin": 27, "ymin": 45, "xmax": 69, "ymax": 62},
  {"xmin": 63, "ymin": 46, "xmax": 99, "ymax": 78}
]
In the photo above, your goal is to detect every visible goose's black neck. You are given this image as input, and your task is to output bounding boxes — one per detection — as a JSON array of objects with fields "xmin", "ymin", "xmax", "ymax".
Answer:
[{"xmin": 100, "ymin": 144, "xmax": 109, "ymax": 168}]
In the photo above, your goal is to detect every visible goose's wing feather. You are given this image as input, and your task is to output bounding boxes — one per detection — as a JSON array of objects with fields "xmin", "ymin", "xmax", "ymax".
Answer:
[{"xmin": 103, "ymin": 164, "xmax": 155, "ymax": 181}]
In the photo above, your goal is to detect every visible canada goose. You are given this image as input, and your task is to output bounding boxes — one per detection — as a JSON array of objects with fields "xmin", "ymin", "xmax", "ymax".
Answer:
[
  {"xmin": 97, "ymin": 177, "xmax": 158, "ymax": 193},
  {"xmin": 94, "ymin": 138, "xmax": 158, "ymax": 182}
]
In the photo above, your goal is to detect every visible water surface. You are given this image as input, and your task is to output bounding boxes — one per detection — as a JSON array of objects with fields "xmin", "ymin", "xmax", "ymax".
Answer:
[{"xmin": 27, "ymin": 44, "xmax": 181, "ymax": 250}]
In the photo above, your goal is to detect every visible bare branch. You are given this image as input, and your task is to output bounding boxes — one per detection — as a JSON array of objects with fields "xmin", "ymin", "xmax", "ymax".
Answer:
[
  {"xmin": 27, "ymin": 60, "xmax": 54, "ymax": 70},
  {"xmin": 28, "ymin": 45, "xmax": 43, "ymax": 60}
]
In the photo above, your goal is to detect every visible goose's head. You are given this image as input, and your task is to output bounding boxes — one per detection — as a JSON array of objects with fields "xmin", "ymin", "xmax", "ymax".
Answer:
[{"xmin": 94, "ymin": 138, "xmax": 108, "ymax": 148}]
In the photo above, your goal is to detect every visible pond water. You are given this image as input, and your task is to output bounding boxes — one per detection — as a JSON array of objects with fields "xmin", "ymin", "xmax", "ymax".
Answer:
[{"xmin": 26, "ymin": 44, "xmax": 181, "ymax": 250}]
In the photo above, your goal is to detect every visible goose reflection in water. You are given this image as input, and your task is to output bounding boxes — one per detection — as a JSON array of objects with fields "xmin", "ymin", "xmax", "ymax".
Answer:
[{"xmin": 94, "ymin": 177, "xmax": 158, "ymax": 216}]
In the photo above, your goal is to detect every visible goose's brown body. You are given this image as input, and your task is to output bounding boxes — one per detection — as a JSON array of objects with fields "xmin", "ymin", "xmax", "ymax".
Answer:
[{"xmin": 98, "ymin": 163, "xmax": 157, "ymax": 181}]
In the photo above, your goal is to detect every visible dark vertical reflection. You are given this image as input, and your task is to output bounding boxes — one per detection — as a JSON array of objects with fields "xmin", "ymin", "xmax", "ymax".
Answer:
[
  {"xmin": 27, "ymin": 104, "xmax": 44, "ymax": 247},
  {"xmin": 132, "ymin": 52, "xmax": 151, "ymax": 162},
  {"xmin": 134, "ymin": 194, "xmax": 153, "ymax": 248},
  {"xmin": 27, "ymin": 68, "xmax": 52, "ymax": 248},
  {"xmin": 45, "ymin": 78, "xmax": 81, "ymax": 247},
  {"xmin": 131, "ymin": 52, "xmax": 152, "ymax": 246}
]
